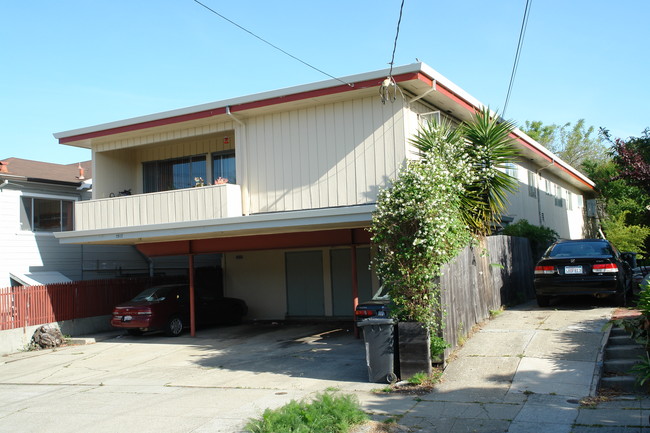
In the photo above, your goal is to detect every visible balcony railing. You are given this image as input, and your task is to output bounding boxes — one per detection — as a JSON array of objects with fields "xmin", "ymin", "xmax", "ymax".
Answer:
[{"xmin": 74, "ymin": 184, "xmax": 242, "ymax": 231}]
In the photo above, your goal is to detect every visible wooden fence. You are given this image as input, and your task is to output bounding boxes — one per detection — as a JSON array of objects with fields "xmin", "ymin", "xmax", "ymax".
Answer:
[
  {"xmin": 0, "ymin": 276, "xmax": 183, "ymax": 331},
  {"xmin": 441, "ymin": 235, "xmax": 534, "ymax": 354}
]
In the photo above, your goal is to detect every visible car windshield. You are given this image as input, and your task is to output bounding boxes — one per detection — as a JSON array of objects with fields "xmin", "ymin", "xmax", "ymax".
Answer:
[
  {"xmin": 548, "ymin": 242, "xmax": 613, "ymax": 258},
  {"xmin": 131, "ymin": 286, "xmax": 177, "ymax": 302}
]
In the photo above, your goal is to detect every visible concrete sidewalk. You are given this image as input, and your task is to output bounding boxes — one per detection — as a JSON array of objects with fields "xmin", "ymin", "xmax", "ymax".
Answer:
[
  {"xmin": 1, "ymin": 302, "xmax": 649, "ymax": 432},
  {"xmin": 360, "ymin": 300, "xmax": 650, "ymax": 432}
]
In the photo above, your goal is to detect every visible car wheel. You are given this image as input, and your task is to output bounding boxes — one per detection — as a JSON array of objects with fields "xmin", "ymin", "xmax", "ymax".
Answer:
[
  {"xmin": 536, "ymin": 295, "xmax": 551, "ymax": 307},
  {"xmin": 127, "ymin": 329, "xmax": 144, "ymax": 336},
  {"xmin": 165, "ymin": 315, "xmax": 184, "ymax": 337}
]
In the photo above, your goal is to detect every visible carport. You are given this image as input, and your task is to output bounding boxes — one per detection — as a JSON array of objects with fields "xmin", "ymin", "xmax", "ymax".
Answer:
[{"xmin": 135, "ymin": 228, "xmax": 372, "ymax": 336}]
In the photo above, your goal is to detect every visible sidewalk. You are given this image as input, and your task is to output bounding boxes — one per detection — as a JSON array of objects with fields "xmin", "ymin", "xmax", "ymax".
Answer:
[{"xmin": 359, "ymin": 300, "xmax": 650, "ymax": 432}]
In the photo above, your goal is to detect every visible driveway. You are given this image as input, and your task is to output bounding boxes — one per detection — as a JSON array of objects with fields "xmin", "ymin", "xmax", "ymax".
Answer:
[
  {"xmin": 0, "ymin": 322, "xmax": 378, "ymax": 433},
  {"xmin": 2, "ymin": 301, "xmax": 649, "ymax": 433}
]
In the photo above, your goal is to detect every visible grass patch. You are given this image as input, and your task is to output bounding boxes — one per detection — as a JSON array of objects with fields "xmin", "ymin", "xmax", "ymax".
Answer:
[{"xmin": 246, "ymin": 392, "xmax": 367, "ymax": 433}]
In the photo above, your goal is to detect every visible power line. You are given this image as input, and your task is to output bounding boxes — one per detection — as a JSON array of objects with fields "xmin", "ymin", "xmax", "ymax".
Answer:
[
  {"xmin": 381, "ymin": 0, "xmax": 406, "ymax": 104},
  {"xmin": 192, "ymin": 0, "xmax": 353, "ymax": 87},
  {"xmin": 388, "ymin": 0, "xmax": 406, "ymax": 78},
  {"xmin": 503, "ymin": 0, "xmax": 532, "ymax": 117}
]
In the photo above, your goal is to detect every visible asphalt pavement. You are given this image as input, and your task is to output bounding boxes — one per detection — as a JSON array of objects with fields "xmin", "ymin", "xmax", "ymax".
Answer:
[{"xmin": 1, "ymin": 301, "xmax": 649, "ymax": 432}]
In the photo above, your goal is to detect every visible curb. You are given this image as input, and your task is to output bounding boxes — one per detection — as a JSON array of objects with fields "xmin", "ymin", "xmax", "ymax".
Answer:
[{"xmin": 590, "ymin": 321, "xmax": 613, "ymax": 396}]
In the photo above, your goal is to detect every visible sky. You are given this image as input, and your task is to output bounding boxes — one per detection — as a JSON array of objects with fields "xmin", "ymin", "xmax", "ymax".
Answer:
[{"xmin": 1, "ymin": 1, "xmax": 649, "ymax": 165}]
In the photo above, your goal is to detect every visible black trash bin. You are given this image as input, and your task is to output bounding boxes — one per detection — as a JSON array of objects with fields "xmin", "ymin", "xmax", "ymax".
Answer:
[{"xmin": 357, "ymin": 318, "xmax": 397, "ymax": 383}]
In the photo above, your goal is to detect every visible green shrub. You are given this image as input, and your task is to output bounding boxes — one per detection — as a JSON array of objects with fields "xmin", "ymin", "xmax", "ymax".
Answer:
[
  {"xmin": 245, "ymin": 392, "xmax": 367, "ymax": 433},
  {"xmin": 501, "ymin": 219, "xmax": 558, "ymax": 259}
]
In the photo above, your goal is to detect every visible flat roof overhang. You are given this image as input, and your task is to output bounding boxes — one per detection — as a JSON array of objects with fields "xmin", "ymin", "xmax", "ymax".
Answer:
[
  {"xmin": 54, "ymin": 204, "xmax": 375, "ymax": 249},
  {"xmin": 54, "ymin": 62, "xmax": 595, "ymax": 193}
]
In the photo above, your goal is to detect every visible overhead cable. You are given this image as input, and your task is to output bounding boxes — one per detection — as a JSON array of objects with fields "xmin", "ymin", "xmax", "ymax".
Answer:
[
  {"xmin": 381, "ymin": 0, "xmax": 406, "ymax": 104},
  {"xmin": 503, "ymin": 0, "xmax": 533, "ymax": 117},
  {"xmin": 192, "ymin": 0, "xmax": 353, "ymax": 87}
]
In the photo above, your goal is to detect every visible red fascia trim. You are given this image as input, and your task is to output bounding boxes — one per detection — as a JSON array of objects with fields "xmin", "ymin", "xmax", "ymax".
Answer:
[
  {"xmin": 135, "ymin": 228, "xmax": 371, "ymax": 257},
  {"xmin": 59, "ymin": 108, "xmax": 228, "ymax": 145},
  {"xmin": 510, "ymin": 133, "xmax": 593, "ymax": 189},
  {"xmin": 434, "ymin": 80, "xmax": 593, "ymax": 190},
  {"xmin": 58, "ymin": 72, "xmax": 429, "ymax": 145}
]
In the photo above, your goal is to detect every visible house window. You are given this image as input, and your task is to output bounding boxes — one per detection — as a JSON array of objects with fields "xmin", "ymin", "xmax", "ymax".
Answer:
[
  {"xmin": 527, "ymin": 171, "xmax": 537, "ymax": 198},
  {"xmin": 567, "ymin": 190, "xmax": 573, "ymax": 210},
  {"xmin": 577, "ymin": 195, "xmax": 584, "ymax": 208},
  {"xmin": 545, "ymin": 178, "xmax": 552, "ymax": 195},
  {"xmin": 143, "ymin": 155, "xmax": 207, "ymax": 193},
  {"xmin": 212, "ymin": 151, "xmax": 236, "ymax": 184},
  {"xmin": 20, "ymin": 197, "xmax": 74, "ymax": 232},
  {"xmin": 555, "ymin": 185, "xmax": 563, "ymax": 207},
  {"xmin": 505, "ymin": 163, "xmax": 518, "ymax": 179}
]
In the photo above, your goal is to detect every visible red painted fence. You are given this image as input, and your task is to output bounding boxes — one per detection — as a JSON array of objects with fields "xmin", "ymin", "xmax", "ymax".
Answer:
[{"xmin": 0, "ymin": 277, "xmax": 183, "ymax": 331}]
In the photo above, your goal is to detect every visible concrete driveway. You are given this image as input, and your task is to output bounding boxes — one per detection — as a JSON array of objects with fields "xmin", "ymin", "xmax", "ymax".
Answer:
[
  {"xmin": 0, "ymin": 321, "xmax": 384, "ymax": 433},
  {"xmin": 2, "ymin": 301, "xmax": 648, "ymax": 433}
]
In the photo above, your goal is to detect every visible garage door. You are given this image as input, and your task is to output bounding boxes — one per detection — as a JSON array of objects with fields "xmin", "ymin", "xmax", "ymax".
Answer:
[{"xmin": 286, "ymin": 251, "xmax": 324, "ymax": 316}]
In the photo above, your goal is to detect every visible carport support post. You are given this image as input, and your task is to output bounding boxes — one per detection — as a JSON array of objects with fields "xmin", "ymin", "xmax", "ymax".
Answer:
[
  {"xmin": 351, "ymin": 244, "xmax": 360, "ymax": 338},
  {"xmin": 189, "ymin": 254, "xmax": 196, "ymax": 337}
]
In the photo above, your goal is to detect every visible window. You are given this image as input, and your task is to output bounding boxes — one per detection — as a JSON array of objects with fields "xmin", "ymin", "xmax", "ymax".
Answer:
[
  {"xmin": 544, "ymin": 178, "xmax": 552, "ymax": 195},
  {"xmin": 212, "ymin": 151, "xmax": 236, "ymax": 184},
  {"xmin": 20, "ymin": 197, "xmax": 74, "ymax": 232},
  {"xmin": 527, "ymin": 171, "xmax": 537, "ymax": 198},
  {"xmin": 567, "ymin": 190, "xmax": 573, "ymax": 210},
  {"xmin": 577, "ymin": 195, "xmax": 584, "ymax": 208},
  {"xmin": 505, "ymin": 163, "xmax": 517, "ymax": 179},
  {"xmin": 143, "ymin": 155, "xmax": 206, "ymax": 193},
  {"xmin": 418, "ymin": 110, "xmax": 441, "ymax": 127},
  {"xmin": 555, "ymin": 185, "xmax": 563, "ymax": 207}
]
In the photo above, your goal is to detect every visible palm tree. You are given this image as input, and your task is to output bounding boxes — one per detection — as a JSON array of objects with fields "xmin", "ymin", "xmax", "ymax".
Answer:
[{"xmin": 460, "ymin": 107, "xmax": 519, "ymax": 236}]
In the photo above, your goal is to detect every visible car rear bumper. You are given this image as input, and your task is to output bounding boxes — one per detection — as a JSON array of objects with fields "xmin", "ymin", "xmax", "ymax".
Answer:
[
  {"xmin": 110, "ymin": 316, "xmax": 153, "ymax": 329},
  {"xmin": 534, "ymin": 275, "xmax": 621, "ymax": 296}
]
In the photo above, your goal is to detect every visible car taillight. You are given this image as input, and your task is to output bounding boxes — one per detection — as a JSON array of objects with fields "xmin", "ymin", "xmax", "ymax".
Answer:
[
  {"xmin": 535, "ymin": 265, "xmax": 556, "ymax": 275},
  {"xmin": 355, "ymin": 310, "xmax": 376, "ymax": 317},
  {"xmin": 593, "ymin": 263, "xmax": 618, "ymax": 273},
  {"xmin": 136, "ymin": 309, "xmax": 152, "ymax": 315}
]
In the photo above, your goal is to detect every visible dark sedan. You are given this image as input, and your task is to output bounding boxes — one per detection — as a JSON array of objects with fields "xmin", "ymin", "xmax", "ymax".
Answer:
[
  {"xmin": 111, "ymin": 284, "xmax": 248, "ymax": 336},
  {"xmin": 534, "ymin": 239, "xmax": 634, "ymax": 307}
]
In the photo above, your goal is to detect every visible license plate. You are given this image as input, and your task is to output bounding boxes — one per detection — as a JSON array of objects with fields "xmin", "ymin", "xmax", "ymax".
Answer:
[
  {"xmin": 122, "ymin": 315, "xmax": 133, "ymax": 322},
  {"xmin": 565, "ymin": 266, "xmax": 583, "ymax": 274},
  {"xmin": 377, "ymin": 311, "xmax": 386, "ymax": 317}
]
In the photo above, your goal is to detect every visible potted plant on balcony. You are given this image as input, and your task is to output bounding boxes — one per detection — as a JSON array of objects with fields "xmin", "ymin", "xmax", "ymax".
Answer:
[{"xmin": 370, "ymin": 109, "xmax": 517, "ymax": 379}]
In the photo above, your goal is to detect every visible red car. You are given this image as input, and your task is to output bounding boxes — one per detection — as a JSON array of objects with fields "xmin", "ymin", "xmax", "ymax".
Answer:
[{"xmin": 111, "ymin": 284, "xmax": 248, "ymax": 336}]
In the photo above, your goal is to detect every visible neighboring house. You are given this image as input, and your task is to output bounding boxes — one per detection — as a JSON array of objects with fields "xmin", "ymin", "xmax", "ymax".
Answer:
[
  {"xmin": 0, "ymin": 158, "xmax": 210, "ymax": 287},
  {"xmin": 53, "ymin": 62, "xmax": 596, "ymax": 322}
]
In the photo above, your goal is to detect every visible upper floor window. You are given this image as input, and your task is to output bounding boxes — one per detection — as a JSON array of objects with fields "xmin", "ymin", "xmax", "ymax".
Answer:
[
  {"xmin": 567, "ymin": 190, "xmax": 573, "ymax": 210},
  {"xmin": 527, "ymin": 171, "xmax": 537, "ymax": 198},
  {"xmin": 212, "ymin": 151, "xmax": 236, "ymax": 184},
  {"xmin": 143, "ymin": 155, "xmax": 206, "ymax": 193},
  {"xmin": 20, "ymin": 197, "xmax": 74, "ymax": 232},
  {"xmin": 505, "ymin": 163, "xmax": 518, "ymax": 179},
  {"xmin": 555, "ymin": 185, "xmax": 563, "ymax": 207}
]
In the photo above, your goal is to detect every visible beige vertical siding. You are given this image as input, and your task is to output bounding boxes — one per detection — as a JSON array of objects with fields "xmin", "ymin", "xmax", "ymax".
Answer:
[{"xmin": 246, "ymin": 96, "xmax": 406, "ymax": 213}]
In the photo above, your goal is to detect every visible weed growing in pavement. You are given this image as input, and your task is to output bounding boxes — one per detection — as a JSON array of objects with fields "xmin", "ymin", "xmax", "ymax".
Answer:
[{"xmin": 246, "ymin": 392, "xmax": 367, "ymax": 433}]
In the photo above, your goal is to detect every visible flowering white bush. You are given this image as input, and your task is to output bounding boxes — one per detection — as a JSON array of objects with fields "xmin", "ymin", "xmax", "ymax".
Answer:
[{"xmin": 370, "ymin": 110, "xmax": 517, "ymax": 332}]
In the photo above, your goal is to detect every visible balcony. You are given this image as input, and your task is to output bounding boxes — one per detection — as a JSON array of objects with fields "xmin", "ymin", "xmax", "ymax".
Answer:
[{"xmin": 74, "ymin": 184, "xmax": 242, "ymax": 231}]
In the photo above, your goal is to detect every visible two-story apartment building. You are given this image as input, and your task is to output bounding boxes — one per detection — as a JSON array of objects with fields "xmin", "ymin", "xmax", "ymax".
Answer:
[{"xmin": 53, "ymin": 63, "xmax": 596, "ymax": 328}]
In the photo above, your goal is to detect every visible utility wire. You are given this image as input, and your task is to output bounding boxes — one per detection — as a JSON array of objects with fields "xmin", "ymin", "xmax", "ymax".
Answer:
[
  {"xmin": 192, "ymin": 0, "xmax": 353, "ymax": 87},
  {"xmin": 381, "ymin": 0, "xmax": 406, "ymax": 104},
  {"xmin": 388, "ymin": 0, "xmax": 406, "ymax": 78},
  {"xmin": 503, "ymin": 0, "xmax": 532, "ymax": 117}
]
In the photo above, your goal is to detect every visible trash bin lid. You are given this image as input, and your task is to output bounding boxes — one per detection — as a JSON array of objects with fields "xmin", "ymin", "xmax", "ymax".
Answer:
[{"xmin": 357, "ymin": 318, "xmax": 395, "ymax": 327}]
